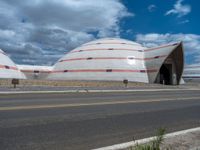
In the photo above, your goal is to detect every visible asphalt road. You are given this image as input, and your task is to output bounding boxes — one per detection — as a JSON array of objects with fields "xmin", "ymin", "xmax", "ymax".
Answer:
[{"xmin": 0, "ymin": 90, "xmax": 200, "ymax": 150}]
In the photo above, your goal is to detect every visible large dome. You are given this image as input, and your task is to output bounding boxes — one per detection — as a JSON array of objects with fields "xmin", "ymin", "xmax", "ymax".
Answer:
[
  {"xmin": 48, "ymin": 38, "xmax": 184, "ymax": 84},
  {"xmin": 0, "ymin": 49, "xmax": 25, "ymax": 79}
]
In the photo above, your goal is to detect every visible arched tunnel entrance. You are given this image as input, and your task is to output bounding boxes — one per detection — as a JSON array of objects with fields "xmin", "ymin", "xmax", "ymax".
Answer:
[
  {"xmin": 154, "ymin": 42, "xmax": 184, "ymax": 85},
  {"xmin": 159, "ymin": 64, "xmax": 172, "ymax": 85}
]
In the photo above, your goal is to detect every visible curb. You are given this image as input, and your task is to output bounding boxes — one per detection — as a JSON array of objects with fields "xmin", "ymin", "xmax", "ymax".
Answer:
[
  {"xmin": 0, "ymin": 88, "xmax": 200, "ymax": 95},
  {"xmin": 93, "ymin": 127, "xmax": 200, "ymax": 150}
]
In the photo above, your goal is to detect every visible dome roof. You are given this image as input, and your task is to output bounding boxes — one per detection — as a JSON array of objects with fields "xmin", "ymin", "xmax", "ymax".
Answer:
[
  {"xmin": 48, "ymin": 38, "xmax": 148, "ymax": 82},
  {"xmin": 82, "ymin": 38, "xmax": 143, "ymax": 47},
  {"xmin": 70, "ymin": 38, "xmax": 145, "ymax": 53},
  {"xmin": 0, "ymin": 49, "xmax": 26, "ymax": 79}
]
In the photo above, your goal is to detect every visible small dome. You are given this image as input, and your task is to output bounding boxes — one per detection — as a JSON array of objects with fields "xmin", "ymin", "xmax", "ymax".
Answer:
[{"xmin": 0, "ymin": 49, "xmax": 26, "ymax": 79}]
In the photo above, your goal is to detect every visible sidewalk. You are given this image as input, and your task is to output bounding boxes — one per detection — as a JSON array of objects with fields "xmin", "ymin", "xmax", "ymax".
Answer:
[
  {"xmin": 161, "ymin": 128, "xmax": 200, "ymax": 150},
  {"xmin": 94, "ymin": 127, "xmax": 200, "ymax": 150}
]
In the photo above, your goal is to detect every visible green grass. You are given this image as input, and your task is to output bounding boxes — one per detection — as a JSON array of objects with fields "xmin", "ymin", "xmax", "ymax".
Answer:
[{"xmin": 129, "ymin": 128, "xmax": 166, "ymax": 150}]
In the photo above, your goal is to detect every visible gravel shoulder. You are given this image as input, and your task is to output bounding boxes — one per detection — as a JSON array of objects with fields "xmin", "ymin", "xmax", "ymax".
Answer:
[
  {"xmin": 161, "ymin": 129, "xmax": 200, "ymax": 150},
  {"xmin": 0, "ymin": 79, "xmax": 200, "ymax": 92}
]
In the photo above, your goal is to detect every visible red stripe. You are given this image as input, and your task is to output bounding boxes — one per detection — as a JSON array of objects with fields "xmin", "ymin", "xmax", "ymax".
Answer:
[
  {"xmin": 60, "ymin": 57, "xmax": 126, "ymax": 62},
  {"xmin": 143, "ymin": 55, "xmax": 167, "ymax": 60},
  {"xmin": 67, "ymin": 43, "xmax": 179, "ymax": 54},
  {"xmin": 83, "ymin": 42, "xmax": 138, "ymax": 46},
  {"xmin": 59, "ymin": 55, "xmax": 167, "ymax": 63},
  {"xmin": 144, "ymin": 43, "xmax": 179, "ymax": 52},
  {"xmin": 51, "ymin": 69, "xmax": 158, "ymax": 73},
  {"xmin": 20, "ymin": 69, "xmax": 51, "ymax": 73},
  {"xmin": 69, "ymin": 48, "xmax": 140, "ymax": 54},
  {"xmin": 0, "ymin": 64, "xmax": 18, "ymax": 70}
]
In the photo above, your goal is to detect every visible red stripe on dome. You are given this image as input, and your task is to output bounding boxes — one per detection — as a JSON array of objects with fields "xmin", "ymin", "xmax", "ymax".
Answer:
[
  {"xmin": 83, "ymin": 42, "xmax": 139, "ymax": 46},
  {"xmin": 0, "ymin": 64, "xmax": 18, "ymax": 70},
  {"xmin": 20, "ymin": 69, "xmax": 51, "ymax": 73},
  {"xmin": 69, "ymin": 48, "xmax": 141, "ymax": 54},
  {"xmin": 66, "ymin": 43, "xmax": 179, "ymax": 54},
  {"xmin": 59, "ymin": 55, "xmax": 167, "ymax": 63},
  {"xmin": 51, "ymin": 69, "xmax": 158, "ymax": 73},
  {"xmin": 144, "ymin": 43, "xmax": 179, "ymax": 52}
]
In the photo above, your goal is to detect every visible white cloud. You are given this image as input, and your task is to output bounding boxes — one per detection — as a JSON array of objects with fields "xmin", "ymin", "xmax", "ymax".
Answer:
[
  {"xmin": 4, "ymin": 0, "xmax": 133, "ymax": 36},
  {"xmin": 148, "ymin": 4, "xmax": 157, "ymax": 12},
  {"xmin": 0, "ymin": 29, "xmax": 15, "ymax": 39},
  {"xmin": 179, "ymin": 19, "xmax": 189, "ymax": 24},
  {"xmin": 0, "ymin": 0, "xmax": 133, "ymax": 65},
  {"xmin": 165, "ymin": 0, "xmax": 191, "ymax": 17},
  {"xmin": 136, "ymin": 33, "xmax": 200, "ymax": 65}
]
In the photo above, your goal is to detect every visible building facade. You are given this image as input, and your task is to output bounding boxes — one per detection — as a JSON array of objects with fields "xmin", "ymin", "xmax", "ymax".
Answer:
[
  {"xmin": 0, "ymin": 38, "xmax": 184, "ymax": 85},
  {"xmin": 48, "ymin": 38, "xmax": 184, "ymax": 85}
]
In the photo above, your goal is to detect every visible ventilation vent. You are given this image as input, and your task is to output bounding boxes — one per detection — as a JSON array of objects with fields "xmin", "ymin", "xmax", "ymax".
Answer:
[
  {"xmin": 154, "ymin": 56, "xmax": 160, "ymax": 59},
  {"xmin": 108, "ymin": 48, "xmax": 114, "ymax": 50},
  {"xmin": 106, "ymin": 69, "xmax": 112, "ymax": 72},
  {"xmin": 34, "ymin": 70, "xmax": 40, "ymax": 73},
  {"xmin": 5, "ymin": 66, "xmax": 10, "ymax": 69},
  {"xmin": 140, "ymin": 70, "xmax": 146, "ymax": 73}
]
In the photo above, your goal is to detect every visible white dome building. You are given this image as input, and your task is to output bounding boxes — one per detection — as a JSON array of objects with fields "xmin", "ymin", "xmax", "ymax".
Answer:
[
  {"xmin": 48, "ymin": 38, "xmax": 184, "ymax": 85},
  {"xmin": 0, "ymin": 49, "xmax": 26, "ymax": 79}
]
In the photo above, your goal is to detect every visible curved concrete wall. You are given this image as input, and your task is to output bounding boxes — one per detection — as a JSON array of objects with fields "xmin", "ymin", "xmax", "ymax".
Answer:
[{"xmin": 17, "ymin": 65, "xmax": 53, "ymax": 80}]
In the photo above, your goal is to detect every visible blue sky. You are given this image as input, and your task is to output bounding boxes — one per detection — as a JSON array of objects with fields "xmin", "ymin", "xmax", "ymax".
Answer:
[
  {"xmin": 0, "ymin": 0, "xmax": 199, "ymax": 65},
  {"xmin": 121, "ymin": 0, "xmax": 196, "ymax": 35}
]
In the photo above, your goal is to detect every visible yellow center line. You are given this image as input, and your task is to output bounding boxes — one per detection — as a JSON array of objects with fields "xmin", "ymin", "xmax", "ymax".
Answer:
[{"xmin": 0, "ymin": 96, "xmax": 199, "ymax": 111}]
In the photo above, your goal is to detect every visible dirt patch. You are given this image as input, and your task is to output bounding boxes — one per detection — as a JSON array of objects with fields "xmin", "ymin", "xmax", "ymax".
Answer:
[{"xmin": 0, "ymin": 79, "xmax": 151, "ymax": 88}]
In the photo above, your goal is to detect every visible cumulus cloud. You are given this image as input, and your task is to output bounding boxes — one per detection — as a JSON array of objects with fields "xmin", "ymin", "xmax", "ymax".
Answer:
[
  {"xmin": 0, "ymin": 0, "xmax": 132, "ymax": 65},
  {"xmin": 165, "ymin": 0, "xmax": 191, "ymax": 17},
  {"xmin": 136, "ymin": 33, "xmax": 200, "ymax": 65}
]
